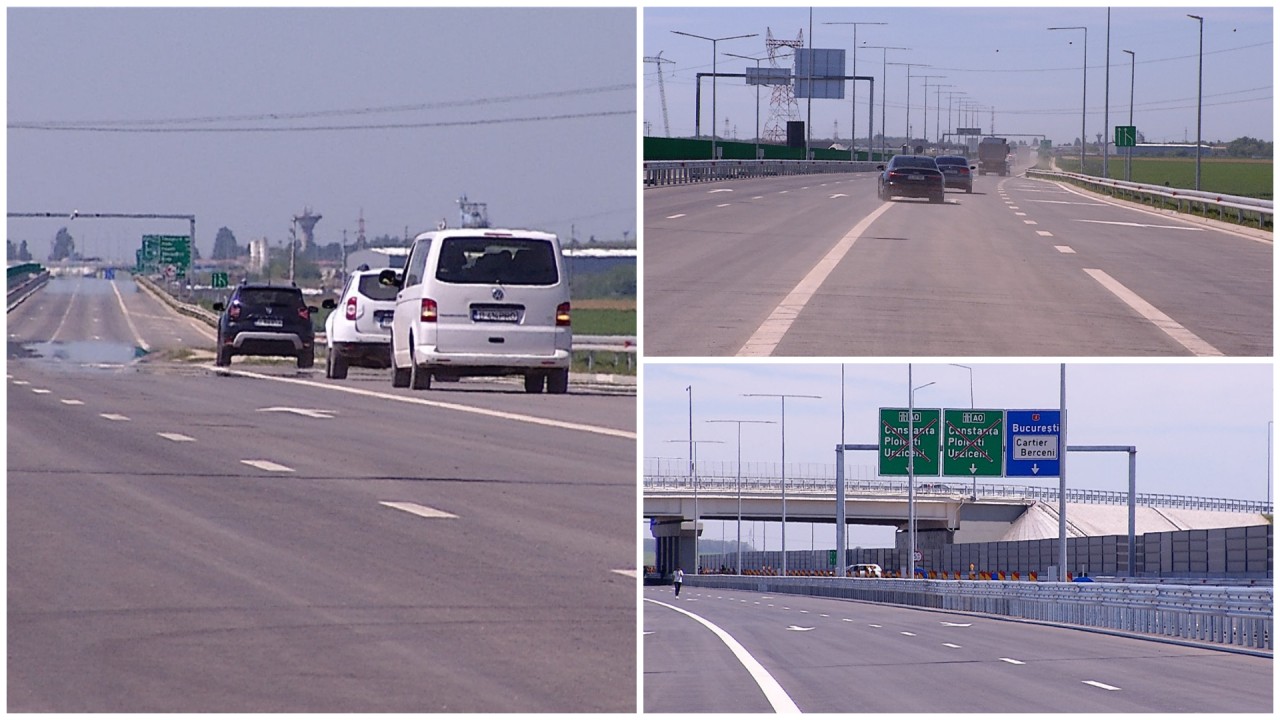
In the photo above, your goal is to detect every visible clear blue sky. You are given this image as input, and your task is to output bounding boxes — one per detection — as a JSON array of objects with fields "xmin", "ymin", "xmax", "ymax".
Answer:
[
  {"xmin": 643, "ymin": 362, "xmax": 1273, "ymax": 548},
  {"xmin": 643, "ymin": 6, "xmax": 1272, "ymax": 146},
  {"xmin": 8, "ymin": 7, "xmax": 636, "ymax": 261}
]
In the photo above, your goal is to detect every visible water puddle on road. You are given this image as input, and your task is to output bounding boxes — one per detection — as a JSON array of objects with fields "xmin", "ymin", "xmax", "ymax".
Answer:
[{"xmin": 9, "ymin": 340, "xmax": 148, "ymax": 370}]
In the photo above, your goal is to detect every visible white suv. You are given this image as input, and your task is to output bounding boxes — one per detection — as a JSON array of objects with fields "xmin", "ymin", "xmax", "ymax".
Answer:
[
  {"xmin": 380, "ymin": 228, "xmax": 572, "ymax": 393},
  {"xmin": 322, "ymin": 266, "xmax": 399, "ymax": 379}
]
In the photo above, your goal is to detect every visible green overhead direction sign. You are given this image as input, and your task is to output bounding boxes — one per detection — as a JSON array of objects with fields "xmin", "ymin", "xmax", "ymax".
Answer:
[
  {"xmin": 878, "ymin": 407, "xmax": 941, "ymax": 476},
  {"xmin": 942, "ymin": 409, "xmax": 1005, "ymax": 477},
  {"xmin": 1115, "ymin": 125, "xmax": 1137, "ymax": 148},
  {"xmin": 140, "ymin": 234, "xmax": 191, "ymax": 276}
]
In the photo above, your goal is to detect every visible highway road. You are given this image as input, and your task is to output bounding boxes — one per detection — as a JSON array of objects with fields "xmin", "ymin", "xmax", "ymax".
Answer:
[
  {"xmin": 8, "ymin": 275, "xmax": 636, "ymax": 712},
  {"xmin": 643, "ymin": 167, "xmax": 1272, "ymax": 357},
  {"xmin": 643, "ymin": 585, "xmax": 1272, "ymax": 713}
]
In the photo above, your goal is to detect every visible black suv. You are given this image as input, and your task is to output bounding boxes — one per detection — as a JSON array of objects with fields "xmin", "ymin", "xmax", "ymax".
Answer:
[{"xmin": 212, "ymin": 284, "xmax": 317, "ymax": 368}]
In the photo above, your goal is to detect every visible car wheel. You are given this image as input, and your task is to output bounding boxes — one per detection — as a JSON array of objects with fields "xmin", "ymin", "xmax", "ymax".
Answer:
[
  {"xmin": 390, "ymin": 337, "xmax": 410, "ymax": 388},
  {"xmin": 966, "ymin": 186, "xmax": 973, "ymax": 194},
  {"xmin": 297, "ymin": 347, "xmax": 314, "ymax": 369},
  {"xmin": 215, "ymin": 345, "xmax": 232, "ymax": 367},
  {"xmin": 546, "ymin": 368, "xmax": 569, "ymax": 395},
  {"xmin": 326, "ymin": 347, "xmax": 348, "ymax": 379},
  {"xmin": 409, "ymin": 345, "xmax": 431, "ymax": 390},
  {"xmin": 930, "ymin": 193, "xmax": 944, "ymax": 204},
  {"xmin": 524, "ymin": 372, "xmax": 546, "ymax": 394}
]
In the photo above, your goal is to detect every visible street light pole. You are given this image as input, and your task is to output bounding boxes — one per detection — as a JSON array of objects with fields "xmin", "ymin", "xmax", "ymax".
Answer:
[
  {"xmin": 908, "ymin": 367, "xmax": 935, "ymax": 580},
  {"xmin": 673, "ymin": 30, "xmax": 758, "ymax": 161},
  {"xmin": 1188, "ymin": 14, "xmax": 1204, "ymax": 190},
  {"xmin": 861, "ymin": 45, "xmax": 909, "ymax": 160},
  {"xmin": 1049, "ymin": 25, "xmax": 1088, "ymax": 174},
  {"xmin": 918, "ymin": 75, "xmax": 946, "ymax": 149},
  {"xmin": 933, "ymin": 84, "xmax": 954, "ymax": 145},
  {"xmin": 665, "ymin": 437, "xmax": 724, "ymax": 576},
  {"xmin": 824, "ymin": 21, "xmax": 887, "ymax": 160},
  {"xmin": 888, "ymin": 62, "xmax": 930, "ymax": 149},
  {"xmin": 725, "ymin": 52, "xmax": 766, "ymax": 160},
  {"xmin": 707, "ymin": 418, "xmax": 776, "ymax": 576},
  {"xmin": 744, "ymin": 392, "xmax": 822, "ymax": 577},
  {"xmin": 1122, "ymin": 49, "xmax": 1135, "ymax": 182}
]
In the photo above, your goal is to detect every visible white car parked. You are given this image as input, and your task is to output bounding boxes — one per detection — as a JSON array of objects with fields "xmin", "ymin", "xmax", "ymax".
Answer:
[
  {"xmin": 380, "ymin": 228, "xmax": 572, "ymax": 393},
  {"xmin": 322, "ymin": 265, "xmax": 399, "ymax": 379}
]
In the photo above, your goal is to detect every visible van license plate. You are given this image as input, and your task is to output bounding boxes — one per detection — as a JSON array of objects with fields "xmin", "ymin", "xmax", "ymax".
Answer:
[{"xmin": 472, "ymin": 308, "xmax": 520, "ymax": 323}]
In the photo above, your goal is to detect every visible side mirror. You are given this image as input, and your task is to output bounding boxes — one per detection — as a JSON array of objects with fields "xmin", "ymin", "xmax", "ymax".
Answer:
[
  {"xmin": 212, "ymin": 302, "xmax": 225, "ymax": 312},
  {"xmin": 876, "ymin": 164, "xmax": 886, "ymax": 171},
  {"xmin": 308, "ymin": 306, "xmax": 319, "ymax": 315},
  {"xmin": 322, "ymin": 298, "xmax": 337, "ymax": 310},
  {"xmin": 378, "ymin": 268, "xmax": 403, "ymax": 288}
]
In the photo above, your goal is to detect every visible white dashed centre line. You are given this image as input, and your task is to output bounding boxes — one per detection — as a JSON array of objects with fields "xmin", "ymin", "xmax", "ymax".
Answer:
[
  {"xmin": 1023, "ymin": 220, "xmax": 1038, "ymax": 225},
  {"xmin": 1000, "ymin": 658, "xmax": 1026, "ymax": 665},
  {"xmin": 665, "ymin": 214, "xmax": 686, "ymax": 219},
  {"xmin": 1083, "ymin": 680, "xmax": 1121, "ymax": 691},
  {"xmin": 1014, "ymin": 212, "xmax": 1027, "ymax": 216},
  {"xmin": 241, "ymin": 459, "xmax": 295, "ymax": 473},
  {"xmin": 943, "ymin": 643, "xmax": 962, "ymax": 648},
  {"xmin": 60, "ymin": 399, "xmax": 85, "ymax": 406},
  {"xmin": 158, "ymin": 432, "xmax": 196, "ymax": 442},
  {"xmin": 100, "ymin": 413, "xmax": 131, "ymax": 421},
  {"xmin": 900, "ymin": 631, "xmax": 917, "ymax": 637},
  {"xmin": 1036, "ymin": 230, "xmax": 1054, "ymax": 237},
  {"xmin": 716, "ymin": 203, "xmax": 731, "ymax": 208},
  {"xmin": 13, "ymin": 380, "xmax": 29, "ymax": 386},
  {"xmin": 379, "ymin": 501, "xmax": 457, "ymax": 518},
  {"xmin": 869, "ymin": 624, "xmax": 882, "ymax": 628},
  {"xmin": 1055, "ymin": 246, "xmax": 1077, "ymax": 254},
  {"xmin": 1084, "ymin": 268, "xmax": 1223, "ymax": 356},
  {"xmin": 31, "ymin": 388, "xmax": 51, "ymax": 394}
]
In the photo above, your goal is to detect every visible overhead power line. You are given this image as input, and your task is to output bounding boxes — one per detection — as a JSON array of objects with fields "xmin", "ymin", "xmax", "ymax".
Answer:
[{"xmin": 10, "ymin": 109, "xmax": 634, "ymax": 133}]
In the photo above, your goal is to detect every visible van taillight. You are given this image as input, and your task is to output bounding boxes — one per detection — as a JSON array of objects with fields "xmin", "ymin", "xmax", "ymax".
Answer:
[
  {"xmin": 556, "ymin": 302, "xmax": 571, "ymax": 327},
  {"xmin": 345, "ymin": 296, "xmax": 357, "ymax": 321},
  {"xmin": 421, "ymin": 298, "xmax": 438, "ymax": 322}
]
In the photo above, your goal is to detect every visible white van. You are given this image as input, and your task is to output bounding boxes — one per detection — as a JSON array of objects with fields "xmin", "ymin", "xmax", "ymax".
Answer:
[{"xmin": 380, "ymin": 228, "xmax": 572, "ymax": 393}]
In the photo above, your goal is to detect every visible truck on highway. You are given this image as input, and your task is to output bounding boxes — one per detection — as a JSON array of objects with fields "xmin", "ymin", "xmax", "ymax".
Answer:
[{"xmin": 977, "ymin": 137, "xmax": 1010, "ymax": 176}]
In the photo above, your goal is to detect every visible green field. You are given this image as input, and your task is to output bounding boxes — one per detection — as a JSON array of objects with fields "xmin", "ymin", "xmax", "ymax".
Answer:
[
  {"xmin": 571, "ymin": 307, "xmax": 636, "ymax": 336},
  {"xmin": 1055, "ymin": 156, "xmax": 1272, "ymax": 199}
]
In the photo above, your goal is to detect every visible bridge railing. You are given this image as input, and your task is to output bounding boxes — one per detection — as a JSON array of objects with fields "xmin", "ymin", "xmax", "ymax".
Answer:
[
  {"xmin": 643, "ymin": 466, "xmax": 1272, "ymax": 514},
  {"xmin": 644, "ymin": 159, "xmax": 879, "ymax": 187},
  {"xmin": 686, "ymin": 575, "xmax": 1273, "ymax": 652},
  {"xmin": 1026, "ymin": 168, "xmax": 1273, "ymax": 229}
]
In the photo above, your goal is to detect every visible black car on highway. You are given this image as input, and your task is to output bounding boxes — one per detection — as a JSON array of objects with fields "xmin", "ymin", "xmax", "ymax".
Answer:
[
  {"xmin": 213, "ymin": 283, "xmax": 318, "ymax": 368},
  {"xmin": 877, "ymin": 155, "xmax": 946, "ymax": 203},
  {"xmin": 934, "ymin": 155, "xmax": 976, "ymax": 193}
]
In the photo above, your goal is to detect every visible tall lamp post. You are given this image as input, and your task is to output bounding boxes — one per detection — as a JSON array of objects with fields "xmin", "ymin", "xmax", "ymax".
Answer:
[
  {"xmin": 744, "ymin": 392, "xmax": 822, "ymax": 577},
  {"xmin": 1122, "ymin": 49, "xmax": 1135, "ymax": 182},
  {"xmin": 1048, "ymin": 25, "xmax": 1088, "ymax": 174},
  {"xmin": 665, "ymin": 438, "xmax": 724, "ymax": 574},
  {"xmin": 887, "ymin": 62, "xmax": 931, "ymax": 148},
  {"xmin": 1187, "ymin": 14, "xmax": 1204, "ymax": 190},
  {"xmin": 725, "ymin": 52, "xmax": 766, "ymax": 160},
  {"xmin": 918, "ymin": 75, "xmax": 946, "ymax": 149},
  {"xmin": 672, "ymin": 30, "xmax": 758, "ymax": 161},
  {"xmin": 862, "ymin": 45, "xmax": 909, "ymax": 160},
  {"xmin": 933, "ymin": 83, "xmax": 954, "ymax": 145},
  {"xmin": 824, "ymin": 20, "xmax": 887, "ymax": 160},
  {"xmin": 707, "ymin": 418, "xmax": 776, "ymax": 575},
  {"xmin": 908, "ymin": 371, "xmax": 936, "ymax": 579}
]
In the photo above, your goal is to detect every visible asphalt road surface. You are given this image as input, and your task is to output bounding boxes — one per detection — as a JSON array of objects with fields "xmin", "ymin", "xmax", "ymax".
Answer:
[
  {"xmin": 644, "ymin": 585, "xmax": 1272, "ymax": 713},
  {"xmin": 8, "ymin": 275, "xmax": 636, "ymax": 712},
  {"xmin": 644, "ymin": 171, "xmax": 1271, "ymax": 357}
]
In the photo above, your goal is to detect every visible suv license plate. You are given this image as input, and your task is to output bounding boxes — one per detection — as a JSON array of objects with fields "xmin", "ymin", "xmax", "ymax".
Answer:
[
  {"xmin": 255, "ymin": 318, "xmax": 284, "ymax": 328},
  {"xmin": 472, "ymin": 308, "xmax": 520, "ymax": 323}
]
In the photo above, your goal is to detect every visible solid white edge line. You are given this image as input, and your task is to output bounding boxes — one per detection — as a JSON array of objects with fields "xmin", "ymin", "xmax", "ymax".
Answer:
[
  {"xmin": 737, "ymin": 201, "xmax": 895, "ymax": 356},
  {"xmin": 1048, "ymin": 178, "xmax": 1272, "ymax": 245},
  {"xmin": 216, "ymin": 368, "xmax": 635, "ymax": 439},
  {"xmin": 1083, "ymin": 268, "xmax": 1224, "ymax": 356},
  {"xmin": 645, "ymin": 598, "xmax": 801, "ymax": 713},
  {"xmin": 110, "ymin": 278, "xmax": 151, "ymax": 352},
  {"xmin": 379, "ymin": 501, "xmax": 458, "ymax": 519}
]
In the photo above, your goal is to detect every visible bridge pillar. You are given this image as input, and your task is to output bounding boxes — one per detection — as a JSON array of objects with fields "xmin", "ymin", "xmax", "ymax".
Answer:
[
  {"xmin": 650, "ymin": 518, "xmax": 702, "ymax": 577},
  {"xmin": 895, "ymin": 528, "xmax": 954, "ymax": 574}
]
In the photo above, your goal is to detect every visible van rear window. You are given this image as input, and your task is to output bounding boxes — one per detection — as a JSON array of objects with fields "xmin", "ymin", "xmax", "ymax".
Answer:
[
  {"xmin": 356, "ymin": 275, "xmax": 399, "ymax": 301},
  {"xmin": 435, "ymin": 237, "xmax": 559, "ymax": 286}
]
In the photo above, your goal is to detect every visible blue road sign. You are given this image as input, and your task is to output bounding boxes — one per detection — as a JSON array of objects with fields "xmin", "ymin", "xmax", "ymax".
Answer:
[
  {"xmin": 103, "ymin": 268, "xmax": 115, "ymax": 280},
  {"xmin": 1005, "ymin": 409, "xmax": 1061, "ymax": 477}
]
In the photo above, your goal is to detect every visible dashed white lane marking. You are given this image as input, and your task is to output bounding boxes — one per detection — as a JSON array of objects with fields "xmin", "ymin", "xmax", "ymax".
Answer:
[
  {"xmin": 716, "ymin": 203, "xmax": 731, "ymax": 208},
  {"xmin": 708, "ymin": 189, "xmax": 733, "ymax": 194},
  {"xmin": 241, "ymin": 459, "xmax": 295, "ymax": 473},
  {"xmin": 787, "ymin": 625, "xmax": 816, "ymax": 632},
  {"xmin": 738, "ymin": 201, "xmax": 895, "ymax": 356},
  {"xmin": 1026, "ymin": 199, "xmax": 1107, "ymax": 206},
  {"xmin": 646, "ymin": 598, "xmax": 802, "ymax": 713},
  {"xmin": 60, "ymin": 399, "xmax": 85, "ymax": 406},
  {"xmin": 1036, "ymin": 230, "xmax": 1054, "ymax": 237},
  {"xmin": 799, "ymin": 610, "xmax": 809, "ymax": 614},
  {"xmin": 31, "ymin": 388, "xmax": 51, "ymax": 394},
  {"xmin": 779, "ymin": 190, "xmax": 790, "ymax": 194},
  {"xmin": 1014, "ymin": 212, "xmax": 1027, "ymax": 216},
  {"xmin": 258, "ymin": 406, "xmax": 336, "ymax": 419},
  {"xmin": 1083, "ymin": 680, "xmax": 1121, "ymax": 691},
  {"xmin": 100, "ymin": 413, "xmax": 130, "ymax": 421},
  {"xmin": 900, "ymin": 631, "xmax": 917, "ymax": 637},
  {"xmin": 644, "ymin": 631, "xmax": 655, "ymax": 636},
  {"xmin": 378, "ymin": 501, "xmax": 457, "ymax": 518},
  {"xmin": 220, "ymin": 369, "xmax": 635, "ymax": 440},
  {"xmin": 665, "ymin": 214, "xmax": 686, "ymax": 219},
  {"xmin": 13, "ymin": 380, "xmax": 30, "ymax": 386},
  {"xmin": 842, "ymin": 618, "xmax": 853, "ymax": 622},
  {"xmin": 819, "ymin": 614, "xmax": 830, "ymax": 617},
  {"xmin": 1023, "ymin": 220, "xmax": 1038, "ymax": 225},
  {"xmin": 753, "ymin": 196, "xmax": 764, "ymax": 200},
  {"xmin": 869, "ymin": 624, "xmax": 882, "ymax": 628},
  {"xmin": 830, "ymin": 193, "xmax": 848, "ymax": 199},
  {"xmin": 940, "ymin": 622, "xmax": 972, "ymax": 627},
  {"xmin": 158, "ymin": 432, "xmax": 195, "ymax": 442},
  {"xmin": 1055, "ymin": 246, "xmax": 1077, "ymax": 254},
  {"xmin": 943, "ymin": 643, "xmax": 962, "ymax": 648},
  {"xmin": 1000, "ymin": 658, "xmax": 1026, "ymax": 665},
  {"xmin": 1084, "ymin": 268, "xmax": 1223, "ymax": 356}
]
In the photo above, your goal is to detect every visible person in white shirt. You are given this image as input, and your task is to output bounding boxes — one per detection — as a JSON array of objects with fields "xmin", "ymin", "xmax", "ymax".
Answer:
[{"xmin": 673, "ymin": 568, "xmax": 684, "ymax": 597}]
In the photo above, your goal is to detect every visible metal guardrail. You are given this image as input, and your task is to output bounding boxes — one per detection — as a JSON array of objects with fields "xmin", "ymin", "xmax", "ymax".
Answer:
[
  {"xmin": 644, "ymin": 159, "xmax": 880, "ymax": 187},
  {"xmin": 6, "ymin": 271, "xmax": 50, "ymax": 313},
  {"xmin": 643, "ymin": 467, "xmax": 1271, "ymax": 514},
  {"xmin": 687, "ymin": 575, "xmax": 1273, "ymax": 652},
  {"xmin": 1026, "ymin": 168, "xmax": 1273, "ymax": 229}
]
